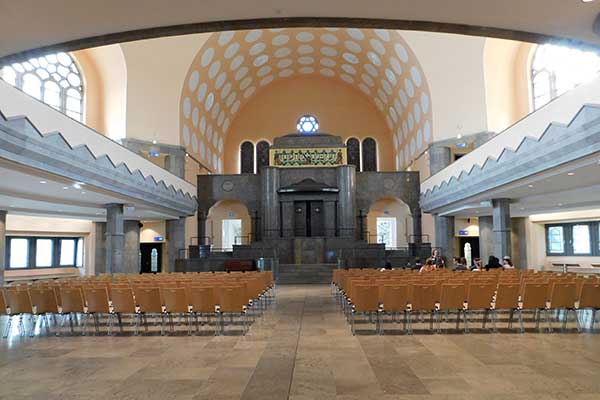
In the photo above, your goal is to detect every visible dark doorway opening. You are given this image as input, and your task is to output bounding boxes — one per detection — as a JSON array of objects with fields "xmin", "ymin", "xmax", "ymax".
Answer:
[
  {"xmin": 141, "ymin": 243, "xmax": 162, "ymax": 273},
  {"xmin": 458, "ymin": 237, "xmax": 480, "ymax": 265}
]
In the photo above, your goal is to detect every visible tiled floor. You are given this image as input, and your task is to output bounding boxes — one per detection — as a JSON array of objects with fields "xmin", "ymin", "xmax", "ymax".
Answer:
[{"xmin": 1, "ymin": 285, "xmax": 599, "ymax": 399}]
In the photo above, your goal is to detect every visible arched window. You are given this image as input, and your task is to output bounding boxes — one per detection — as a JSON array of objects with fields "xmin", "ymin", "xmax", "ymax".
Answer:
[
  {"xmin": 0, "ymin": 52, "xmax": 84, "ymax": 121},
  {"xmin": 256, "ymin": 141, "xmax": 270, "ymax": 172},
  {"xmin": 240, "ymin": 141, "xmax": 254, "ymax": 173},
  {"xmin": 531, "ymin": 44, "xmax": 600, "ymax": 110},
  {"xmin": 346, "ymin": 138, "xmax": 360, "ymax": 171},
  {"xmin": 362, "ymin": 138, "xmax": 378, "ymax": 172}
]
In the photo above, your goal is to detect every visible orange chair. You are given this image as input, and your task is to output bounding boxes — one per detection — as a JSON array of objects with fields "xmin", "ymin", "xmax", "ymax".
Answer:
[
  {"xmin": 465, "ymin": 283, "xmax": 496, "ymax": 332},
  {"xmin": 109, "ymin": 287, "xmax": 138, "ymax": 335},
  {"xmin": 162, "ymin": 287, "xmax": 192, "ymax": 335},
  {"xmin": 28, "ymin": 288, "xmax": 59, "ymax": 336},
  {"xmin": 437, "ymin": 283, "xmax": 467, "ymax": 333},
  {"xmin": 519, "ymin": 283, "xmax": 552, "ymax": 333},
  {"xmin": 3, "ymin": 288, "xmax": 34, "ymax": 337},
  {"xmin": 408, "ymin": 284, "xmax": 438, "ymax": 334},
  {"xmin": 491, "ymin": 283, "xmax": 520, "ymax": 332},
  {"xmin": 83, "ymin": 287, "xmax": 110, "ymax": 335},
  {"xmin": 59, "ymin": 287, "xmax": 85, "ymax": 335},
  {"xmin": 350, "ymin": 285, "xmax": 379, "ymax": 335},
  {"xmin": 380, "ymin": 285, "xmax": 410, "ymax": 334},
  {"xmin": 218, "ymin": 286, "xmax": 248, "ymax": 335},
  {"xmin": 548, "ymin": 282, "xmax": 580, "ymax": 332},
  {"xmin": 577, "ymin": 283, "xmax": 600, "ymax": 331},
  {"xmin": 135, "ymin": 287, "xmax": 164, "ymax": 335},
  {"xmin": 188, "ymin": 286, "xmax": 218, "ymax": 335}
]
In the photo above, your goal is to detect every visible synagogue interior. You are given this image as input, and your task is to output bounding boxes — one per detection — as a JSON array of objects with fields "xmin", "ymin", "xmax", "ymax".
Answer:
[{"xmin": 1, "ymin": 1, "xmax": 600, "ymax": 399}]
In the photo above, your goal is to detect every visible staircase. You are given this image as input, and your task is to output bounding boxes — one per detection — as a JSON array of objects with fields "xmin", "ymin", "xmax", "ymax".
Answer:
[{"xmin": 276, "ymin": 263, "xmax": 336, "ymax": 284}]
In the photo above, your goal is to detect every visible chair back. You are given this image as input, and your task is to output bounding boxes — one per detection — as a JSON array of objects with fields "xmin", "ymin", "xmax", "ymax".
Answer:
[
  {"xmin": 549, "ymin": 282, "xmax": 576, "ymax": 309},
  {"xmin": 467, "ymin": 283, "xmax": 496, "ymax": 310},
  {"xmin": 111, "ymin": 288, "xmax": 136, "ymax": 313},
  {"xmin": 439, "ymin": 283, "xmax": 466, "ymax": 311},
  {"xmin": 136, "ymin": 287, "xmax": 163, "ymax": 313},
  {"xmin": 219, "ymin": 286, "xmax": 245, "ymax": 313},
  {"xmin": 28, "ymin": 288, "xmax": 59, "ymax": 314},
  {"xmin": 495, "ymin": 283, "xmax": 519, "ymax": 309},
  {"xmin": 59, "ymin": 287, "xmax": 85, "ymax": 313},
  {"xmin": 0, "ymin": 290, "xmax": 6, "ymax": 315},
  {"xmin": 188, "ymin": 286, "xmax": 215, "ymax": 313},
  {"xmin": 411, "ymin": 284, "xmax": 438, "ymax": 311},
  {"xmin": 579, "ymin": 283, "xmax": 600, "ymax": 309},
  {"xmin": 521, "ymin": 283, "xmax": 548, "ymax": 309},
  {"xmin": 353, "ymin": 285, "xmax": 379, "ymax": 312},
  {"xmin": 382, "ymin": 285, "xmax": 410, "ymax": 311},
  {"xmin": 5, "ymin": 289, "xmax": 33, "ymax": 315},
  {"xmin": 163, "ymin": 287, "xmax": 189, "ymax": 314},
  {"xmin": 83, "ymin": 287, "xmax": 110, "ymax": 313}
]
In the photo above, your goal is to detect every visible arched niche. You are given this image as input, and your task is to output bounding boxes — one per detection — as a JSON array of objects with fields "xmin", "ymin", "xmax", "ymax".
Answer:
[
  {"xmin": 366, "ymin": 197, "xmax": 413, "ymax": 248},
  {"xmin": 206, "ymin": 200, "xmax": 251, "ymax": 249}
]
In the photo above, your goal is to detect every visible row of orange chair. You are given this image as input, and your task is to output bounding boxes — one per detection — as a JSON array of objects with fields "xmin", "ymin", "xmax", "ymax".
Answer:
[
  {"xmin": 1, "ymin": 271, "xmax": 275, "ymax": 337},
  {"xmin": 332, "ymin": 269, "xmax": 600, "ymax": 335}
]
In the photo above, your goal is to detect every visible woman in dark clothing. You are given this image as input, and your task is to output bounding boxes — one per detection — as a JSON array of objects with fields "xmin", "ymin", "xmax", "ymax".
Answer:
[{"xmin": 485, "ymin": 255, "xmax": 502, "ymax": 271}]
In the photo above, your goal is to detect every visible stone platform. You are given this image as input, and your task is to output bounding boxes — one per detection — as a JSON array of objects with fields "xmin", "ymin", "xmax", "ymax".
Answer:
[{"xmin": 276, "ymin": 263, "xmax": 336, "ymax": 284}]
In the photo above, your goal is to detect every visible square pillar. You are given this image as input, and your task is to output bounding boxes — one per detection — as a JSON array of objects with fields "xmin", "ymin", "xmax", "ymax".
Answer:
[
  {"xmin": 167, "ymin": 217, "xmax": 186, "ymax": 272},
  {"xmin": 93, "ymin": 222, "xmax": 106, "ymax": 275},
  {"xmin": 105, "ymin": 204, "xmax": 124, "ymax": 274},
  {"xmin": 478, "ymin": 216, "xmax": 493, "ymax": 264},
  {"xmin": 261, "ymin": 167, "xmax": 280, "ymax": 238},
  {"xmin": 337, "ymin": 165, "xmax": 356, "ymax": 238},
  {"xmin": 0, "ymin": 210, "xmax": 6, "ymax": 286},
  {"xmin": 493, "ymin": 199, "xmax": 512, "ymax": 259},
  {"xmin": 123, "ymin": 220, "xmax": 141, "ymax": 274},
  {"xmin": 434, "ymin": 214, "xmax": 454, "ymax": 265}
]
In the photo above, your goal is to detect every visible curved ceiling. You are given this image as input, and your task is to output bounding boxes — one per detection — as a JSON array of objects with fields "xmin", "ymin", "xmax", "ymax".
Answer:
[
  {"xmin": 1, "ymin": 0, "xmax": 600, "ymax": 62},
  {"xmin": 179, "ymin": 28, "xmax": 432, "ymax": 173}
]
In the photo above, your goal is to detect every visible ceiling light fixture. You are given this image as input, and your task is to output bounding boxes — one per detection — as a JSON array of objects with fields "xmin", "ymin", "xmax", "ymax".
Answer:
[
  {"xmin": 62, "ymin": 186, "xmax": 69, "ymax": 190},
  {"xmin": 39, "ymin": 180, "xmax": 47, "ymax": 184},
  {"xmin": 567, "ymin": 172, "xmax": 575, "ymax": 176},
  {"xmin": 528, "ymin": 184, "xmax": 534, "ymax": 188},
  {"xmin": 558, "ymin": 203, "xmax": 563, "ymax": 207}
]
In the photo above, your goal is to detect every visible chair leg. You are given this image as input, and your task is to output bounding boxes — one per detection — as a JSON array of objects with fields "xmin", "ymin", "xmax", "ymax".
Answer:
[
  {"xmin": 456, "ymin": 309, "xmax": 461, "ymax": 331},
  {"xmin": 82, "ymin": 314, "xmax": 89, "ymax": 336},
  {"xmin": 508, "ymin": 309, "xmax": 514, "ymax": 329},
  {"xmin": 351, "ymin": 311, "xmax": 356, "ymax": 336},
  {"xmin": 544, "ymin": 309, "xmax": 553, "ymax": 333},
  {"xmin": 29, "ymin": 315, "xmax": 38, "ymax": 337},
  {"xmin": 3, "ymin": 316, "xmax": 12, "ymax": 338},
  {"xmin": 491, "ymin": 309, "xmax": 498, "ymax": 333},
  {"xmin": 572, "ymin": 309, "xmax": 582, "ymax": 333},
  {"xmin": 518, "ymin": 309, "xmax": 524, "ymax": 333},
  {"xmin": 464, "ymin": 310, "xmax": 469, "ymax": 334},
  {"xmin": 592, "ymin": 309, "xmax": 597, "ymax": 332}
]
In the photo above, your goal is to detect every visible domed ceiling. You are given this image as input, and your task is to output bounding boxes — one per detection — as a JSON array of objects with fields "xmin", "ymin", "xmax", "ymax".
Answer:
[{"xmin": 180, "ymin": 28, "xmax": 432, "ymax": 173}]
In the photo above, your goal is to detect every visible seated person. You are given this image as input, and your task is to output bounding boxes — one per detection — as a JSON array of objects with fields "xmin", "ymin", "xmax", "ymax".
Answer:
[
  {"xmin": 419, "ymin": 258, "xmax": 437, "ymax": 273},
  {"xmin": 502, "ymin": 256, "xmax": 515, "ymax": 269},
  {"xmin": 471, "ymin": 257, "xmax": 483, "ymax": 271},
  {"xmin": 453, "ymin": 257, "xmax": 468, "ymax": 271},
  {"xmin": 485, "ymin": 255, "xmax": 502, "ymax": 271},
  {"xmin": 411, "ymin": 257, "xmax": 423, "ymax": 271}
]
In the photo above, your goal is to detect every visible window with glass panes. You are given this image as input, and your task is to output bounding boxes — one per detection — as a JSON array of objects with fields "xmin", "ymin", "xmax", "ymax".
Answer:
[
  {"xmin": 545, "ymin": 222, "xmax": 599, "ymax": 256},
  {"xmin": 531, "ymin": 44, "xmax": 600, "ymax": 111},
  {"xmin": 5, "ymin": 236, "xmax": 84, "ymax": 269},
  {"xmin": 0, "ymin": 52, "xmax": 84, "ymax": 121}
]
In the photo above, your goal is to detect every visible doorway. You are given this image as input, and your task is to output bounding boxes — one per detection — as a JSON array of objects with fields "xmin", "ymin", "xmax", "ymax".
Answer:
[
  {"xmin": 140, "ymin": 243, "xmax": 162, "ymax": 273},
  {"xmin": 294, "ymin": 200, "xmax": 324, "ymax": 237},
  {"xmin": 376, "ymin": 217, "xmax": 397, "ymax": 249},
  {"xmin": 222, "ymin": 219, "xmax": 242, "ymax": 250},
  {"xmin": 458, "ymin": 237, "xmax": 480, "ymax": 266}
]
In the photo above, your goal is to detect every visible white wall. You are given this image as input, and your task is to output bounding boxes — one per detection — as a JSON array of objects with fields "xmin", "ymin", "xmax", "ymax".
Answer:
[
  {"xmin": 402, "ymin": 31, "xmax": 489, "ymax": 141},
  {"xmin": 121, "ymin": 33, "xmax": 210, "ymax": 146}
]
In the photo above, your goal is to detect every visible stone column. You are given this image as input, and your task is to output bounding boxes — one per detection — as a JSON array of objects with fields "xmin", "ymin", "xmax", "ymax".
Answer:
[
  {"xmin": 411, "ymin": 207, "xmax": 423, "ymax": 245},
  {"xmin": 197, "ymin": 209, "xmax": 208, "ymax": 245},
  {"xmin": 493, "ymin": 199, "xmax": 512, "ymax": 259},
  {"xmin": 428, "ymin": 145, "xmax": 452, "ymax": 175},
  {"xmin": 511, "ymin": 217, "xmax": 528, "ymax": 269},
  {"xmin": 478, "ymin": 216, "xmax": 494, "ymax": 264},
  {"xmin": 167, "ymin": 217, "xmax": 186, "ymax": 272},
  {"xmin": 261, "ymin": 167, "xmax": 280, "ymax": 238},
  {"xmin": 0, "ymin": 210, "xmax": 6, "ymax": 287},
  {"xmin": 123, "ymin": 220, "xmax": 141, "ymax": 274},
  {"xmin": 280, "ymin": 200, "xmax": 294, "ymax": 238},
  {"xmin": 105, "ymin": 204, "xmax": 124, "ymax": 274},
  {"xmin": 249, "ymin": 210, "xmax": 260, "ymax": 242},
  {"xmin": 93, "ymin": 222, "xmax": 106, "ymax": 274},
  {"xmin": 337, "ymin": 165, "xmax": 356, "ymax": 238},
  {"xmin": 434, "ymin": 215, "xmax": 454, "ymax": 263},
  {"xmin": 357, "ymin": 208, "xmax": 367, "ymax": 241},
  {"xmin": 165, "ymin": 148, "xmax": 186, "ymax": 179},
  {"xmin": 324, "ymin": 200, "xmax": 337, "ymax": 237}
]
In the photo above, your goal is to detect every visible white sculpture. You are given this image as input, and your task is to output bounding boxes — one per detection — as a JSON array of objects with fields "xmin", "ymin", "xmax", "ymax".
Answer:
[{"xmin": 464, "ymin": 243, "xmax": 472, "ymax": 268}]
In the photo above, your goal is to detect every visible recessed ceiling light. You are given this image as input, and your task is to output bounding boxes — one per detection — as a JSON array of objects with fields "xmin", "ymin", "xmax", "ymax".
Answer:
[
  {"xmin": 558, "ymin": 203, "xmax": 563, "ymax": 207},
  {"xmin": 567, "ymin": 172, "xmax": 575, "ymax": 176},
  {"xmin": 62, "ymin": 186, "xmax": 69, "ymax": 190},
  {"xmin": 528, "ymin": 184, "xmax": 534, "ymax": 188},
  {"xmin": 152, "ymin": 140, "xmax": 157, "ymax": 145},
  {"xmin": 81, "ymin": 191, "xmax": 86, "ymax": 195},
  {"xmin": 39, "ymin": 180, "xmax": 47, "ymax": 184}
]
